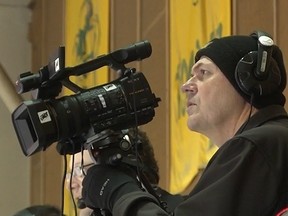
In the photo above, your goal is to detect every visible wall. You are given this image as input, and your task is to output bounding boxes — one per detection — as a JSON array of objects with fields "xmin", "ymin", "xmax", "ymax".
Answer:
[
  {"xmin": 0, "ymin": 0, "xmax": 31, "ymax": 215},
  {"xmin": 110, "ymin": 0, "xmax": 170, "ymax": 189},
  {"xmin": 28, "ymin": 0, "xmax": 65, "ymax": 207},
  {"xmin": 232, "ymin": 0, "xmax": 288, "ymax": 110}
]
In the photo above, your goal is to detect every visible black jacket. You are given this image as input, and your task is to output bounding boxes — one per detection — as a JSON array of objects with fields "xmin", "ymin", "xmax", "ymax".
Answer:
[{"xmin": 112, "ymin": 105, "xmax": 288, "ymax": 216}]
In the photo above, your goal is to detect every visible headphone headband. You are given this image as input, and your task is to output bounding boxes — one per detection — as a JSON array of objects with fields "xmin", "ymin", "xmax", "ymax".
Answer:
[{"xmin": 250, "ymin": 31, "xmax": 274, "ymax": 80}]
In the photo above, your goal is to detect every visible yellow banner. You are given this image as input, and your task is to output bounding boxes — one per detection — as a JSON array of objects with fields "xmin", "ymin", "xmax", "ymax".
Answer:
[
  {"xmin": 65, "ymin": 0, "xmax": 109, "ymax": 91},
  {"xmin": 169, "ymin": 0, "xmax": 231, "ymax": 193},
  {"xmin": 64, "ymin": 1, "xmax": 109, "ymax": 215}
]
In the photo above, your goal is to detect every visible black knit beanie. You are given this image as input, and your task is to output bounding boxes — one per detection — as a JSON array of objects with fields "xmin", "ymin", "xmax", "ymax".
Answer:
[{"xmin": 195, "ymin": 34, "xmax": 286, "ymax": 108}]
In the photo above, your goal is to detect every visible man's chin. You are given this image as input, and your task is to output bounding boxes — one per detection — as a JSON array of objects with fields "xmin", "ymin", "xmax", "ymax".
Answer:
[
  {"xmin": 187, "ymin": 122, "xmax": 203, "ymax": 134},
  {"xmin": 187, "ymin": 120, "xmax": 198, "ymax": 131}
]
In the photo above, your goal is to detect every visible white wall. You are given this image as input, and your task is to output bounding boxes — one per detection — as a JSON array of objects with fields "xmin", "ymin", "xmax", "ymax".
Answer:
[{"xmin": 0, "ymin": 0, "xmax": 31, "ymax": 215}]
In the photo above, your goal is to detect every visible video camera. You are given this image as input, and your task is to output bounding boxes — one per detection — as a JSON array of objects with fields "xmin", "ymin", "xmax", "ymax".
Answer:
[{"xmin": 11, "ymin": 41, "xmax": 161, "ymax": 157}]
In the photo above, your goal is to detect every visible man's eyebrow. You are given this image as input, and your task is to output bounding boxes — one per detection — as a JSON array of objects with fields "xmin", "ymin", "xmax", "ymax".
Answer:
[
  {"xmin": 194, "ymin": 60, "xmax": 203, "ymax": 67},
  {"xmin": 193, "ymin": 61, "xmax": 207, "ymax": 71},
  {"xmin": 194, "ymin": 59, "xmax": 215, "ymax": 69}
]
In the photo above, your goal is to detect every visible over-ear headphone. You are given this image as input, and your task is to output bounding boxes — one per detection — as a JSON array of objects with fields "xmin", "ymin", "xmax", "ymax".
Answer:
[{"xmin": 235, "ymin": 31, "xmax": 282, "ymax": 97}]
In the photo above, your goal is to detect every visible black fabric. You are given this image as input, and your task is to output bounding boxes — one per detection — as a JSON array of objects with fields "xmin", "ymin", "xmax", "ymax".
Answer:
[
  {"xmin": 109, "ymin": 105, "xmax": 288, "ymax": 216},
  {"xmin": 82, "ymin": 164, "xmax": 142, "ymax": 212},
  {"xmin": 195, "ymin": 35, "xmax": 287, "ymax": 108},
  {"xmin": 154, "ymin": 186, "xmax": 185, "ymax": 213}
]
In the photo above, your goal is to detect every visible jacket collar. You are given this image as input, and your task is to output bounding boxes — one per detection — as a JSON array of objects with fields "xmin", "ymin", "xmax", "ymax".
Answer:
[{"xmin": 236, "ymin": 105, "xmax": 288, "ymax": 135}]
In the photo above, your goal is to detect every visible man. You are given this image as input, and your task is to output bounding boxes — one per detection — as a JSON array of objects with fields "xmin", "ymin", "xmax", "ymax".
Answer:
[
  {"xmin": 81, "ymin": 31, "xmax": 288, "ymax": 215},
  {"xmin": 66, "ymin": 150, "xmax": 95, "ymax": 216},
  {"xmin": 67, "ymin": 129, "xmax": 182, "ymax": 215}
]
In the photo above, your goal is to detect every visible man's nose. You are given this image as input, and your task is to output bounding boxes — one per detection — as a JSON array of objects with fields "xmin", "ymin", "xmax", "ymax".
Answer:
[{"xmin": 181, "ymin": 78, "xmax": 197, "ymax": 94}]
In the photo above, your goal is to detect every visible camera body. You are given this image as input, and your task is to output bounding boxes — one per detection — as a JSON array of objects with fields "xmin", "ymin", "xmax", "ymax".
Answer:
[{"xmin": 12, "ymin": 41, "xmax": 160, "ymax": 156}]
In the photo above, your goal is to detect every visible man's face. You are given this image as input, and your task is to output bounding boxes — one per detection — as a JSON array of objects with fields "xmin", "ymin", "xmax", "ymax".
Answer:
[
  {"xmin": 181, "ymin": 56, "xmax": 246, "ymax": 137},
  {"xmin": 66, "ymin": 151, "xmax": 94, "ymax": 215}
]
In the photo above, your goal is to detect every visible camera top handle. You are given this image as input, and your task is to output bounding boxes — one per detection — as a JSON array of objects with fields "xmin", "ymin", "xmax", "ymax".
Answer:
[{"xmin": 15, "ymin": 40, "xmax": 152, "ymax": 98}]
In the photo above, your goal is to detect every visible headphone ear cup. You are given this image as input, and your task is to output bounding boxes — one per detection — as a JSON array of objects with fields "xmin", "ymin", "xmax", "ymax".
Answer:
[
  {"xmin": 235, "ymin": 51, "xmax": 282, "ymax": 97},
  {"xmin": 235, "ymin": 51, "xmax": 259, "ymax": 96},
  {"xmin": 263, "ymin": 58, "xmax": 282, "ymax": 95}
]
